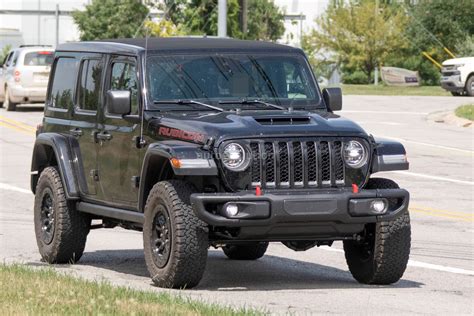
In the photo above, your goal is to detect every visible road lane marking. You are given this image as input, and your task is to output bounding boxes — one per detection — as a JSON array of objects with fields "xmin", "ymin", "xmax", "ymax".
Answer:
[
  {"xmin": 318, "ymin": 246, "xmax": 474, "ymax": 276},
  {"xmin": 379, "ymin": 136, "xmax": 473, "ymax": 154},
  {"xmin": 0, "ymin": 115, "xmax": 36, "ymax": 132},
  {"xmin": 410, "ymin": 205, "xmax": 473, "ymax": 222},
  {"xmin": 0, "ymin": 183, "xmax": 32, "ymax": 194},
  {"xmin": 0, "ymin": 121, "xmax": 35, "ymax": 136},
  {"xmin": 391, "ymin": 171, "xmax": 474, "ymax": 186},
  {"xmin": 342, "ymin": 110, "xmax": 429, "ymax": 115}
]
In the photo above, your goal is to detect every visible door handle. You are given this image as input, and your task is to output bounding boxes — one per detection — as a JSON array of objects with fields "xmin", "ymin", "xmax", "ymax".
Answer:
[
  {"xmin": 96, "ymin": 131, "xmax": 113, "ymax": 141},
  {"xmin": 69, "ymin": 128, "xmax": 83, "ymax": 137}
]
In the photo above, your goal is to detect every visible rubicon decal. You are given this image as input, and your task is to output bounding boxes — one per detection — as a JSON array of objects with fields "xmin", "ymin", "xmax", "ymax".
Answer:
[{"xmin": 158, "ymin": 127, "xmax": 206, "ymax": 143}]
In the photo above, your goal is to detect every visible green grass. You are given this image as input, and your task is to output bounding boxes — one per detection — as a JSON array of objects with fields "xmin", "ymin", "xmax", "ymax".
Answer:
[
  {"xmin": 337, "ymin": 84, "xmax": 450, "ymax": 96},
  {"xmin": 455, "ymin": 104, "xmax": 474, "ymax": 121},
  {"xmin": 0, "ymin": 264, "xmax": 261, "ymax": 316}
]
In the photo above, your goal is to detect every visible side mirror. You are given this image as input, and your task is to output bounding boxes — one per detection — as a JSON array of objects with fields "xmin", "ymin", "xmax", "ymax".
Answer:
[
  {"xmin": 106, "ymin": 90, "xmax": 131, "ymax": 115},
  {"xmin": 322, "ymin": 87, "xmax": 342, "ymax": 112}
]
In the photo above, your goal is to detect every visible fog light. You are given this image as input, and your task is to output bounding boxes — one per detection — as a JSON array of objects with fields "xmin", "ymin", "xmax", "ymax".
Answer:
[
  {"xmin": 224, "ymin": 204, "xmax": 239, "ymax": 217},
  {"xmin": 370, "ymin": 199, "xmax": 387, "ymax": 214}
]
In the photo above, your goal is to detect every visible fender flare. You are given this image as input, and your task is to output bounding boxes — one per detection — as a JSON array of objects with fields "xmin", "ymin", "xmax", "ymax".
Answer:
[
  {"xmin": 138, "ymin": 141, "xmax": 218, "ymax": 211},
  {"xmin": 31, "ymin": 133, "xmax": 80, "ymax": 199},
  {"xmin": 371, "ymin": 137, "xmax": 409, "ymax": 173}
]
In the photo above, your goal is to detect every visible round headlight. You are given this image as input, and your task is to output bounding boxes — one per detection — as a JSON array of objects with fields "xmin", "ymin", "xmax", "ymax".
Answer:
[
  {"xmin": 222, "ymin": 143, "xmax": 248, "ymax": 170},
  {"xmin": 343, "ymin": 141, "xmax": 368, "ymax": 168}
]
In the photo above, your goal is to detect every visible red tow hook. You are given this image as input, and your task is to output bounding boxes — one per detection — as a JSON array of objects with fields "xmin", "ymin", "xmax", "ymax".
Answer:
[
  {"xmin": 255, "ymin": 185, "xmax": 262, "ymax": 196},
  {"xmin": 352, "ymin": 184, "xmax": 359, "ymax": 194}
]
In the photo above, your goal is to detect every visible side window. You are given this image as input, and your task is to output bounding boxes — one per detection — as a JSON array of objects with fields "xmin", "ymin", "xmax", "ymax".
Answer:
[
  {"xmin": 110, "ymin": 61, "xmax": 138, "ymax": 114},
  {"xmin": 12, "ymin": 52, "xmax": 19, "ymax": 66},
  {"xmin": 77, "ymin": 59, "xmax": 103, "ymax": 112},
  {"xmin": 3, "ymin": 52, "xmax": 13, "ymax": 67},
  {"xmin": 48, "ymin": 57, "xmax": 79, "ymax": 109}
]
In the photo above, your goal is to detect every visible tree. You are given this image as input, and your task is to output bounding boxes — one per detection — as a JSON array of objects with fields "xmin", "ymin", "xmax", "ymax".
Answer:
[
  {"xmin": 303, "ymin": 0, "xmax": 408, "ymax": 83},
  {"xmin": 144, "ymin": 19, "xmax": 186, "ymax": 37},
  {"xmin": 72, "ymin": 0, "xmax": 149, "ymax": 41},
  {"xmin": 161, "ymin": 0, "xmax": 284, "ymax": 41}
]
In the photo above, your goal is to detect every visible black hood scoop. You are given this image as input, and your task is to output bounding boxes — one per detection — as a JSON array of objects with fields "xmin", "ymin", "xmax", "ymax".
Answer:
[{"xmin": 254, "ymin": 116, "xmax": 312, "ymax": 125}]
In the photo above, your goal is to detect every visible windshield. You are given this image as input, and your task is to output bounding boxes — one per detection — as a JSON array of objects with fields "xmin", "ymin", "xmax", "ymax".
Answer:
[{"xmin": 146, "ymin": 54, "xmax": 321, "ymax": 110}]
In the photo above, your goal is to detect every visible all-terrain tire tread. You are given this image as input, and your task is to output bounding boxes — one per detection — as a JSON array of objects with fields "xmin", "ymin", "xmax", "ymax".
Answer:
[
  {"xmin": 143, "ymin": 180, "xmax": 208, "ymax": 289},
  {"xmin": 344, "ymin": 178, "xmax": 411, "ymax": 285},
  {"xmin": 34, "ymin": 167, "xmax": 90, "ymax": 263}
]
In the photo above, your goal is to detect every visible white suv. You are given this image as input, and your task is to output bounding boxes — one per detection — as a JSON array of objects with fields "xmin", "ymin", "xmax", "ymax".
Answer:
[
  {"xmin": 440, "ymin": 57, "xmax": 474, "ymax": 96},
  {"xmin": 0, "ymin": 45, "xmax": 54, "ymax": 111}
]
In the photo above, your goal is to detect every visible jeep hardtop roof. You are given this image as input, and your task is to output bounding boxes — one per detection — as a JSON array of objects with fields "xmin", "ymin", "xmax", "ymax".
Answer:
[{"xmin": 56, "ymin": 37, "xmax": 303, "ymax": 55}]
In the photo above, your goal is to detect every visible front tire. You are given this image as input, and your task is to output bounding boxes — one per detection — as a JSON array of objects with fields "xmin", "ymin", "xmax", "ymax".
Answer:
[
  {"xmin": 34, "ymin": 167, "xmax": 90, "ymax": 263},
  {"xmin": 466, "ymin": 75, "xmax": 474, "ymax": 97},
  {"xmin": 143, "ymin": 180, "xmax": 208, "ymax": 289},
  {"xmin": 223, "ymin": 242, "xmax": 269, "ymax": 260},
  {"xmin": 343, "ymin": 178, "xmax": 411, "ymax": 285}
]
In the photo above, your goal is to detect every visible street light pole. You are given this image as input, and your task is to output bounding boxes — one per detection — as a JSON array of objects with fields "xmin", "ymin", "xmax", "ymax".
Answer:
[{"xmin": 218, "ymin": 0, "xmax": 227, "ymax": 38}]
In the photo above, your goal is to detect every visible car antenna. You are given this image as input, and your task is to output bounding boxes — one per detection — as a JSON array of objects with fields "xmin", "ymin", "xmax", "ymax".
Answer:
[{"xmin": 135, "ymin": 12, "xmax": 151, "ymax": 148}]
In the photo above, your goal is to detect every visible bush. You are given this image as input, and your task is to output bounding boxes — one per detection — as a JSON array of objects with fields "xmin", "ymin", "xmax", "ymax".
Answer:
[{"xmin": 342, "ymin": 70, "xmax": 370, "ymax": 84}]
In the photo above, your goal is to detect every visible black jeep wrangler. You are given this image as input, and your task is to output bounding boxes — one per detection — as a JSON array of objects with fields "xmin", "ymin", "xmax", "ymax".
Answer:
[{"xmin": 31, "ymin": 38, "xmax": 411, "ymax": 289}]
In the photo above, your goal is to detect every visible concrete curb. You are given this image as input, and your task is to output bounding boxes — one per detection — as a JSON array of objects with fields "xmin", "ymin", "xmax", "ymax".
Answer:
[{"xmin": 428, "ymin": 110, "xmax": 472, "ymax": 128}]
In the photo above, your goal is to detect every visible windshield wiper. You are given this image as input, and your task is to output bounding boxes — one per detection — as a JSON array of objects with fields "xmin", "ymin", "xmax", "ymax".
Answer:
[
  {"xmin": 219, "ymin": 99, "xmax": 285, "ymax": 110},
  {"xmin": 153, "ymin": 99, "xmax": 224, "ymax": 112}
]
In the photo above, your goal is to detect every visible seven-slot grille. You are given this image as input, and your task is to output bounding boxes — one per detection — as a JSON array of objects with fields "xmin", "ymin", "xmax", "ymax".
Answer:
[{"xmin": 249, "ymin": 140, "xmax": 345, "ymax": 188}]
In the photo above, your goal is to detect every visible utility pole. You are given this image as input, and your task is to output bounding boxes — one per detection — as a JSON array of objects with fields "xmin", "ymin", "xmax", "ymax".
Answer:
[
  {"xmin": 55, "ymin": 4, "xmax": 59, "ymax": 47},
  {"xmin": 240, "ymin": 0, "xmax": 248, "ymax": 36},
  {"xmin": 374, "ymin": 0, "xmax": 379, "ymax": 86},
  {"xmin": 37, "ymin": 0, "xmax": 41, "ymax": 44},
  {"xmin": 218, "ymin": 0, "xmax": 227, "ymax": 38}
]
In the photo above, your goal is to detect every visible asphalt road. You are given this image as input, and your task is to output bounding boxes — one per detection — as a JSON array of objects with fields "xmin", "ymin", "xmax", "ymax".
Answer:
[{"xmin": 0, "ymin": 96, "xmax": 473, "ymax": 315}]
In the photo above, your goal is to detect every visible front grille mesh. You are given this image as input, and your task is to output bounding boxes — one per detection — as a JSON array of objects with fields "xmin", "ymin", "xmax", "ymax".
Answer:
[{"xmin": 249, "ymin": 139, "xmax": 345, "ymax": 188}]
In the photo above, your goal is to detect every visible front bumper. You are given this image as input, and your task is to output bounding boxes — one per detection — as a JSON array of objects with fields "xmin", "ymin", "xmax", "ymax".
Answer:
[
  {"xmin": 440, "ymin": 74, "xmax": 465, "ymax": 92},
  {"xmin": 190, "ymin": 188, "xmax": 409, "ymax": 240}
]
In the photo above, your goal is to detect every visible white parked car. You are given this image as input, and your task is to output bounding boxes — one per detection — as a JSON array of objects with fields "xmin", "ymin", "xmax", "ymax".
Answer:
[
  {"xmin": 440, "ymin": 57, "xmax": 474, "ymax": 96},
  {"xmin": 0, "ymin": 45, "xmax": 54, "ymax": 111}
]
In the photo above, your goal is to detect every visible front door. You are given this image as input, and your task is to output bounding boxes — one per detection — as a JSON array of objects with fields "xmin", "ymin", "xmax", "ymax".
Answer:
[{"xmin": 97, "ymin": 56, "xmax": 141, "ymax": 209}]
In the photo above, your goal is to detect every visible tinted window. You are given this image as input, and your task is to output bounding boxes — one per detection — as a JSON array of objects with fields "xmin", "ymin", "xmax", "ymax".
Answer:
[
  {"xmin": 24, "ymin": 51, "xmax": 54, "ymax": 66},
  {"xmin": 110, "ymin": 62, "xmax": 138, "ymax": 114},
  {"xmin": 49, "ymin": 57, "xmax": 79, "ymax": 109},
  {"xmin": 78, "ymin": 59, "xmax": 103, "ymax": 112},
  {"xmin": 4, "ymin": 52, "xmax": 13, "ymax": 67}
]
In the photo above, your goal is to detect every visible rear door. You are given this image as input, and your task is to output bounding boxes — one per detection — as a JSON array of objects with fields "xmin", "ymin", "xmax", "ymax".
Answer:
[
  {"xmin": 96, "ymin": 55, "xmax": 142, "ymax": 208},
  {"xmin": 69, "ymin": 54, "xmax": 105, "ymax": 197}
]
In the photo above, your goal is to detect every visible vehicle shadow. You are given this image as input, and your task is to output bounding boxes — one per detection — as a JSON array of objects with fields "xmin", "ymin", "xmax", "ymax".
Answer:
[
  {"xmin": 77, "ymin": 249, "xmax": 423, "ymax": 290},
  {"xmin": 14, "ymin": 105, "xmax": 44, "ymax": 112}
]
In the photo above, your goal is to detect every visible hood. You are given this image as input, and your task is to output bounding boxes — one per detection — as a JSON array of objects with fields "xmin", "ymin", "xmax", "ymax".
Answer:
[
  {"xmin": 442, "ymin": 57, "xmax": 474, "ymax": 66},
  {"xmin": 146, "ymin": 110, "xmax": 369, "ymax": 146}
]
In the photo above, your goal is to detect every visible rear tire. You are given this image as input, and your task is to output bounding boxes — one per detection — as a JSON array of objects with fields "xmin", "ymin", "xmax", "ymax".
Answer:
[
  {"xmin": 465, "ymin": 75, "xmax": 474, "ymax": 97},
  {"xmin": 223, "ymin": 242, "xmax": 269, "ymax": 260},
  {"xmin": 34, "ymin": 167, "xmax": 91, "ymax": 263},
  {"xmin": 343, "ymin": 178, "xmax": 411, "ymax": 285},
  {"xmin": 4, "ymin": 88, "xmax": 17, "ymax": 111},
  {"xmin": 143, "ymin": 180, "xmax": 208, "ymax": 289}
]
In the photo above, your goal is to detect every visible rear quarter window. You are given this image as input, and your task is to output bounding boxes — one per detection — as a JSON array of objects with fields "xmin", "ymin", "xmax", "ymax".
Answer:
[
  {"xmin": 48, "ymin": 57, "xmax": 79, "ymax": 109},
  {"xmin": 23, "ymin": 51, "xmax": 54, "ymax": 66}
]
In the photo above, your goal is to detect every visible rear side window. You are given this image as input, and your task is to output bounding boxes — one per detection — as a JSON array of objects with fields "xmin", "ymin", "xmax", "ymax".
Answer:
[
  {"xmin": 49, "ymin": 57, "xmax": 79, "ymax": 109},
  {"xmin": 24, "ymin": 51, "xmax": 54, "ymax": 66},
  {"xmin": 77, "ymin": 59, "xmax": 103, "ymax": 112}
]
